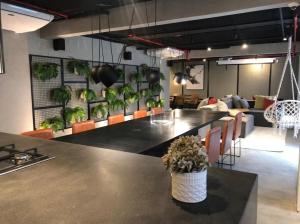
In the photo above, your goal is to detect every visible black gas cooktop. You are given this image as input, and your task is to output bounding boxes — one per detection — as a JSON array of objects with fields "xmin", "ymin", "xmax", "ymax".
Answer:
[{"xmin": 0, "ymin": 144, "xmax": 54, "ymax": 176}]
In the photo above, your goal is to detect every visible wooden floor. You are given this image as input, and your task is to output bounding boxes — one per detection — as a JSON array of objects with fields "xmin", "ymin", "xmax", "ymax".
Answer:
[{"xmin": 230, "ymin": 129, "xmax": 300, "ymax": 223}]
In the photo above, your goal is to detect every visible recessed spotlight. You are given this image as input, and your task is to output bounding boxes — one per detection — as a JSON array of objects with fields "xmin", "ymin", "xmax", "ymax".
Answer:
[
  {"xmin": 283, "ymin": 37, "xmax": 287, "ymax": 41},
  {"xmin": 202, "ymin": 59, "xmax": 207, "ymax": 62},
  {"xmin": 242, "ymin": 43, "xmax": 248, "ymax": 49},
  {"xmin": 207, "ymin": 47, "xmax": 212, "ymax": 52}
]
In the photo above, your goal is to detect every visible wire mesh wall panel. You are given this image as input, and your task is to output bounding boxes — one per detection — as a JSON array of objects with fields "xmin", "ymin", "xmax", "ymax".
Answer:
[
  {"xmin": 34, "ymin": 107, "xmax": 63, "ymax": 130},
  {"xmin": 30, "ymin": 54, "xmax": 159, "ymax": 130},
  {"xmin": 63, "ymin": 58, "xmax": 87, "ymax": 83},
  {"xmin": 125, "ymin": 65, "xmax": 138, "ymax": 115},
  {"xmin": 138, "ymin": 82, "xmax": 150, "ymax": 110},
  {"xmin": 66, "ymin": 83, "xmax": 89, "ymax": 128},
  {"xmin": 31, "ymin": 56, "xmax": 62, "ymax": 108}
]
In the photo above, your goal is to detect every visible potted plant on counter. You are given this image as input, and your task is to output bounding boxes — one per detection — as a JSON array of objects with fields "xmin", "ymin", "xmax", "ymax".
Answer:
[
  {"xmin": 162, "ymin": 136, "xmax": 209, "ymax": 203},
  {"xmin": 40, "ymin": 116, "xmax": 64, "ymax": 132}
]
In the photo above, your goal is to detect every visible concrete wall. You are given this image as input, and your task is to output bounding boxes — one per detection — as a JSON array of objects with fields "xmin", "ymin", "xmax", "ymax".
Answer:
[
  {"xmin": 0, "ymin": 30, "xmax": 165, "ymax": 134},
  {"xmin": 170, "ymin": 56, "xmax": 299, "ymax": 100}
]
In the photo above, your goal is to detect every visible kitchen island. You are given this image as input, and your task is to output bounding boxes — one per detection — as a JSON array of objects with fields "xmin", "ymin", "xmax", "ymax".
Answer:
[{"xmin": 0, "ymin": 132, "xmax": 257, "ymax": 224}]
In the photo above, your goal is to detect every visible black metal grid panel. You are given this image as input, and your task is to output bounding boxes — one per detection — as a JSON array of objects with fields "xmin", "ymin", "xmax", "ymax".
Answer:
[
  {"xmin": 63, "ymin": 58, "xmax": 87, "ymax": 83},
  {"xmin": 125, "ymin": 64, "xmax": 138, "ymax": 115},
  {"xmin": 29, "ymin": 54, "xmax": 159, "ymax": 130},
  {"xmin": 66, "ymin": 82, "xmax": 89, "ymax": 128},
  {"xmin": 34, "ymin": 107, "xmax": 63, "ymax": 130},
  {"xmin": 138, "ymin": 82, "xmax": 150, "ymax": 110},
  {"xmin": 31, "ymin": 56, "xmax": 62, "ymax": 108}
]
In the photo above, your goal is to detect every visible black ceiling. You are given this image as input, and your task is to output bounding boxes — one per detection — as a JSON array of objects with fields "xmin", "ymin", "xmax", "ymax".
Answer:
[
  {"xmin": 3, "ymin": 0, "xmax": 300, "ymax": 50},
  {"xmin": 4, "ymin": 0, "xmax": 150, "ymax": 19},
  {"xmin": 90, "ymin": 7, "xmax": 300, "ymax": 50}
]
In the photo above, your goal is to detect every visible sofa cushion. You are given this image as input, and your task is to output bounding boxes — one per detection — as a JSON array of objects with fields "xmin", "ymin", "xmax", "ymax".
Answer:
[
  {"xmin": 240, "ymin": 99, "xmax": 250, "ymax": 109},
  {"xmin": 254, "ymin": 95, "xmax": 265, "ymax": 109},
  {"xmin": 221, "ymin": 97, "xmax": 233, "ymax": 109},
  {"xmin": 263, "ymin": 98, "xmax": 274, "ymax": 109},
  {"xmin": 232, "ymin": 95, "xmax": 242, "ymax": 108},
  {"xmin": 208, "ymin": 97, "xmax": 218, "ymax": 105},
  {"xmin": 217, "ymin": 100, "xmax": 229, "ymax": 111}
]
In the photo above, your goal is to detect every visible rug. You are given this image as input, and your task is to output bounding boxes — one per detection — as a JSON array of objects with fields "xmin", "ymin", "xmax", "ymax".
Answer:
[{"xmin": 241, "ymin": 127, "xmax": 287, "ymax": 152}]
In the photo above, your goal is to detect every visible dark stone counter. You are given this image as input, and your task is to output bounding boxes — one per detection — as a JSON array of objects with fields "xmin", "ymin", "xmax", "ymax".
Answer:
[{"xmin": 0, "ymin": 133, "xmax": 257, "ymax": 224}]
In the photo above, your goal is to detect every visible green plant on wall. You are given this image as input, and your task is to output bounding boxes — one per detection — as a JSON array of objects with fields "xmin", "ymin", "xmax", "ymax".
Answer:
[
  {"xmin": 109, "ymin": 99, "xmax": 126, "ymax": 111},
  {"xmin": 33, "ymin": 62, "xmax": 59, "ymax": 81},
  {"xmin": 40, "ymin": 116, "xmax": 64, "ymax": 132},
  {"xmin": 105, "ymin": 87, "xmax": 118, "ymax": 104},
  {"xmin": 91, "ymin": 103, "xmax": 108, "ymax": 119},
  {"xmin": 160, "ymin": 72, "xmax": 166, "ymax": 80},
  {"xmin": 146, "ymin": 98, "xmax": 157, "ymax": 108},
  {"xmin": 115, "ymin": 68, "xmax": 125, "ymax": 81},
  {"xmin": 51, "ymin": 85, "xmax": 72, "ymax": 105},
  {"xmin": 126, "ymin": 92, "xmax": 140, "ymax": 105},
  {"xmin": 64, "ymin": 107, "xmax": 86, "ymax": 125},
  {"xmin": 118, "ymin": 84, "xmax": 134, "ymax": 96},
  {"xmin": 130, "ymin": 72, "xmax": 144, "ymax": 82},
  {"xmin": 140, "ymin": 88, "xmax": 153, "ymax": 98},
  {"xmin": 156, "ymin": 99, "xmax": 165, "ymax": 108},
  {"xmin": 67, "ymin": 59, "xmax": 91, "ymax": 79},
  {"xmin": 79, "ymin": 89, "xmax": 97, "ymax": 102},
  {"xmin": 150, "ymin": 83, "xmax": 164, "ymax": 93}
]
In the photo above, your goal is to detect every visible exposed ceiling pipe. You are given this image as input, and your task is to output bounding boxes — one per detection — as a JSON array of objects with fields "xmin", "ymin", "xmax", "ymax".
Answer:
[
  {"xmin": 127, "ymin": 34, "xmax": 164, "ymax": 47},
  {"xmin": 6, "ymin": 0, "xmax": 68, "ymax": 19}
]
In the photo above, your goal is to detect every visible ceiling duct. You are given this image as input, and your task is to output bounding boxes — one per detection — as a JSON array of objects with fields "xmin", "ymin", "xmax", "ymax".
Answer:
[{"xmin": 1, "ymin": 2, "xmax": 54, "ymax": 33}]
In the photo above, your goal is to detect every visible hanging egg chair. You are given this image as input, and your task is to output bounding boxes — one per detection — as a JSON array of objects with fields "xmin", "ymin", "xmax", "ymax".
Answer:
[{"xmin": 264, "ymin": 37, "xmax": 300, "ymax": 137}]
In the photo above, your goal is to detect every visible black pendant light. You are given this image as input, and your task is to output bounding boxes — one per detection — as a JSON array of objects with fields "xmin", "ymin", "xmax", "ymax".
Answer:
[{"xmin": 146, "ymin": 69, "xmax": 160, "ymax": 84}]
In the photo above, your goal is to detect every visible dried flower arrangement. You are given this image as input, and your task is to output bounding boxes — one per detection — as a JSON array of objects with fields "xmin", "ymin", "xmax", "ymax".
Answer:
[{"xmin": 162, "ymin": 136, "xmax": 208, "ymax": 173}]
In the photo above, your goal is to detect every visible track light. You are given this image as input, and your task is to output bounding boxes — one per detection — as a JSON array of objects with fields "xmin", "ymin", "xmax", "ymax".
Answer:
[
  {"xmin": 202, "ymin": 59, "xmax": 207, "ymax": 62},
  {"xmin": 283, "ymin": 37, "xmax": 287, "ymax": 41},
  {"xmin": 242, "ymin": 43, "xmax": 248, "ymax": 49},
  {"xmin": 207, "ymin": 47, "xmax": 212, "ymax": 52}
]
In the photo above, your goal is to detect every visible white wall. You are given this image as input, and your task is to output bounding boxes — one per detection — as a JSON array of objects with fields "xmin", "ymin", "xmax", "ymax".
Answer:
[
  {"xmin": 0, "ymin": 31, "xmax": 33, "ymax": 134},
  {"xmin": 0, "ymin": 31, "xmax": 166, "ymax": 134}
]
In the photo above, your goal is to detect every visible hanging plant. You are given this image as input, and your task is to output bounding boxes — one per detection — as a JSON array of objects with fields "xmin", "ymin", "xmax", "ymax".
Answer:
[
  {"xmin": 118, "ymin": 84, "xmax": 134, "ymax": 96},
  {"xmin": 40, "ymin": 116, "xmax": 64, "ymax": 132},
  {"xmin": 91, "ymin": 103, "xmax": 108, "ymax": 119},
  {"xmin": 151, "ymin": 83, "xmax": 164, "ymax": 93},
  {"xmin": 130, "ymin": 72, "xmax": 144, "ymax": 82},
  {"xmin": 64, "ymin": 107, "xmax": 86, "ymax": 125},
  {"xmin": 160, "ymin": 72, "xmax": 166, "ymax": 80},
  {"xmin": 79, "ymin": 89, "xmax": 97, "ymax": 102},
  {"xmin": 67, "ymin": 59, "xmax": 91, "ymax": 79},
  {"xmin": 98, "ymin": 64, "xmax": 118, "ymax": 87},
  {"xmin": 109, "ymin": 99, "xmax": 127, "ymax": 111},
  {"xmin": 33, "ymin": 62, "xmax": 59, "ymax": 81},
  {"xmin": 51, "ymin": 85, "xmax": 72, "ymax": 105},
  {"xmin": 126, "ymin": 92, "xmax": 140, "ymax": 105}
]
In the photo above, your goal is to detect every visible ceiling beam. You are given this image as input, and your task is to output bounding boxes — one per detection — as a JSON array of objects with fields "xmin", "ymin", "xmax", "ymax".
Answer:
[
  {"xmin": 40, "ymin": 0, "xmax": 290, "ymax": 39},
  {"xmin": 119, "ymin": 19, "xmax": 295, "ymax": 40}
]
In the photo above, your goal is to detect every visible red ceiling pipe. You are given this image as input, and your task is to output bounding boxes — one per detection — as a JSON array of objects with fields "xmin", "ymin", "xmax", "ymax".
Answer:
[
  {"xmin": 7, "ymin": 0, "xmax": 68, "ymax": 19},
  {"xmin": 293, "ymin": 14, "xmax": 298, "ymax": 55},
  {"xmin": 128, "ymin": 34, "xmax": 164, "ymax": 47}
]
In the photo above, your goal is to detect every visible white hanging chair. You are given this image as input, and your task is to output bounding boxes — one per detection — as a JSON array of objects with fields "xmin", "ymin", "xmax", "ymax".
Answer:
[{"xmin": 264, "ymin": 37, "xmax": 300, "ymax": 137}]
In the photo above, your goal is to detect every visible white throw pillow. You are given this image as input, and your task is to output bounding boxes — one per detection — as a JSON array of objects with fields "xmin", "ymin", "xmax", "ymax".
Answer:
[{"xmin": 217, "ymin": 100, "xmax": 229, "ymax": 111}]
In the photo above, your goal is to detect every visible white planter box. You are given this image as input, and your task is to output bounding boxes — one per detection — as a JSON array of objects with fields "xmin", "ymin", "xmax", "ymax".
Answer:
[{"xmin": 171, "ymin": 170, "xmax": 207, "ymax": 203}]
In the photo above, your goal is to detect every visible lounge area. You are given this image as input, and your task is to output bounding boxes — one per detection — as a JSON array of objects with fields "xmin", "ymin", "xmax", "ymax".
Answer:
[{"xmin": 0, "ymin": 1, "xmax": 300, "ymax": 224}]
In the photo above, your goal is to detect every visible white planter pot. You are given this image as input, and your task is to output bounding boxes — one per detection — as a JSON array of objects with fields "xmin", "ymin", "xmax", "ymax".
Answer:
[{"xmin": 171, "ymin": 169, "xmax": 207, "ymax": 203}]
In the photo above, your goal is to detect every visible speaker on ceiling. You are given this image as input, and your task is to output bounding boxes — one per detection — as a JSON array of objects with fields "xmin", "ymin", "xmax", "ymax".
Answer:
[
  {"xmin": 53, "ymin": 38, "xmax": 65, "ymax": 51},
  {"xmin": 123, "ymin": 51, "xmax": 132, "ymax": 60}
]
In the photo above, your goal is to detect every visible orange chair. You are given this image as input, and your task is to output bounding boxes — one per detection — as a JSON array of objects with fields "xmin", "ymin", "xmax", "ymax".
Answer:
[
  {"xmin": 232, "ymin": 112, "xmax": 243, "ymax": 158},
  {"xmin": 108, "ymin": 114, "xmax": 125, "ymax": 125},
  {"xmin": 72, "ymin": 120, "xmax": 96, "ymax": 134},
  {"xmin": 151, "ymin": 107, "xmax": 163, "ymax": 115},
  {"xmin": 204, "ymin": 127, "xmax": 221, "ymax": 164},
  {"xmin": 133, "ymin": 110, "xmax": 147, "ymax": 119},
  {"xmin": 219, "ymin": 119, "xmax": 235, "ymax": 167},
  {"xmin": 21, "ymin": 128, "xmax": 54, "ymax": 140}
]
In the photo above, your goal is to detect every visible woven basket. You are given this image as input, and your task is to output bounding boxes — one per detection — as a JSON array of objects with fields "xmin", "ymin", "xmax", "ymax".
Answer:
[{"xmin": 171, "ymin": 170, "xmax": 207, "ymax": 203}]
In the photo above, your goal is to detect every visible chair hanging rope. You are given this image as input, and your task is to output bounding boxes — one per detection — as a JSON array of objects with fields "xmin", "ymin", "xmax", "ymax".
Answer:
[{"xmin": 264, "ymin": 36, "xmax": 300, "ymax": 137}]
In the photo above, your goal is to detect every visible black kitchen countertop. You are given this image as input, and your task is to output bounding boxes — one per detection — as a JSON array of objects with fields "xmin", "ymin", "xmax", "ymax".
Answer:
[
  {"xmin": 56, "ymin": 109, "xmax": 228, "ymax": 156},
  {"xmin": 0, "ymin": 132, "xmax": 257, "ymax": 224}
]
